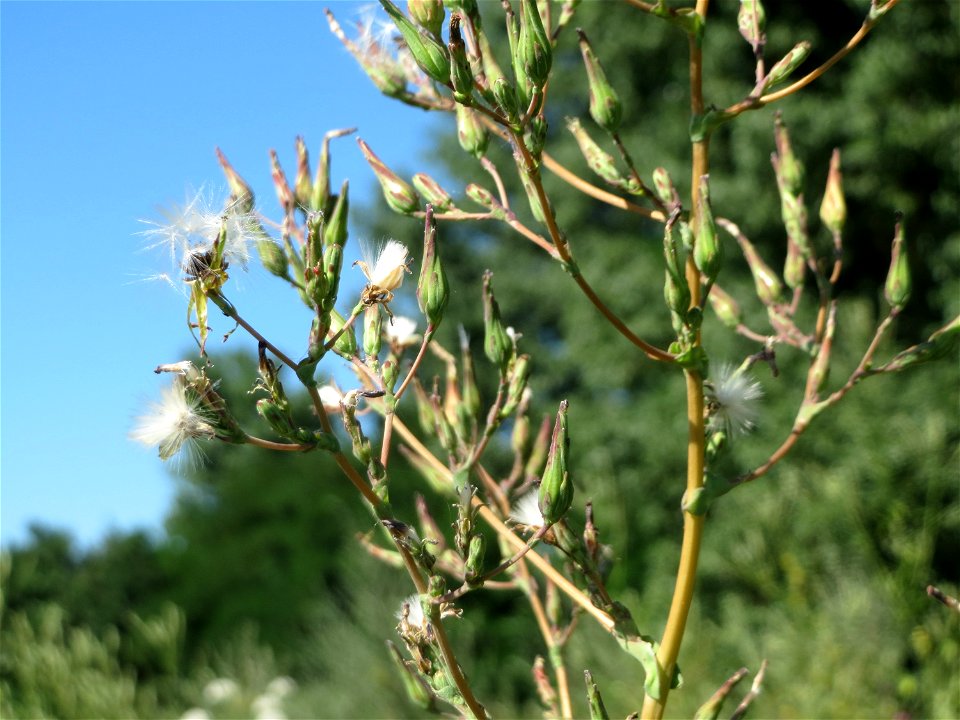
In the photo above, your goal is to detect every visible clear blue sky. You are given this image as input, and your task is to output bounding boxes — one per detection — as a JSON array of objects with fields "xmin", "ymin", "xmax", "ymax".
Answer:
[{"xmin": 1, "ymin": 2, "xmax": 437, "ymax": 548}]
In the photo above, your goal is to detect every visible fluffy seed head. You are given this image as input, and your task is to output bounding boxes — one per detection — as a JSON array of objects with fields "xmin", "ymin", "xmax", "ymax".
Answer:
[
  {"xmin": 706, "ymin": 364, "xmax": 763, "ymax": 436},
  {"xmin": 509, "ymin": 490, "xmax": 545, "ymax": 528},
  {"xmin": 131, "ymin": 378, "xmax": 216, "ymax": 462},
  {"xmin": 357, "ymin": 239, "xmax": 410, "ymax": 290}
]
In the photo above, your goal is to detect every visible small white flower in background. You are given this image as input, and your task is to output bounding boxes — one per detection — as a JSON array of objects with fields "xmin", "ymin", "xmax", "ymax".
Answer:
[
  {"xmin": 397, "ymin": 593, "xmax": 426, "ymax": 629},
  {"xmin": 509, "ymin": 491, "xmax": 544, "ymax": 528},
  {"xmin": 131, "ymin": 378, "xmax": 216, "ymax": 462},
  {"xmin": 202, "ymin": 677, "xmax": 240, "ymax": 705},
  {"xmin": 705, "ymin": 363, "xmax": 763, "ymax": 437},
  {"xmin": 317, "ymin": 384, "xmax": 344, "ymax": 413},
  {"xmin": 506, "ymin": 326, "xmax": 522, "ymax": 344},
  {"xmin": 140, "ymin": 188, "xmax": 261, "ymax": 278},
  {"xmin": 180, "ymin": 708, "xmax": 211, "ymax": 720},
  {"xmin": 265, "ymin": 676, "xmax": 297, "ymax": 699},
  {"xmin": 356, "ymin": 239, "xmax": 410, "ymax": 292},
  {"xmin": 385, "ymin": 315, "xmax": 419, "ymax": 346},
  {"xmin": 252, "ymin": 693, "xmax": 287, "ymax": 720}
]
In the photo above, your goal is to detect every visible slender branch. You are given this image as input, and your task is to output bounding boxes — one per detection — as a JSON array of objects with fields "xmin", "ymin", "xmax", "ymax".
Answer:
[
  {"xmin": 543, "ymin": 152, "xmax": 663, "ymax": 220},
  {"xmin": 722, "ymin": 2, "xmax": 899, "ymax": 118},
  {"xmin": 244, "ymin": 435, "xmax": 312, "ymax": 452},
  {"xmin": 324, "ymin": 304, "xmax": 363, "ymax": 351},
  {"xmin": 642, "ymin": 4, "xmax": 710, "ymax": 715},
  {"xmin": 396, "ymin": 325, "xmax": 436, "ymax": 401},
  {"xmin": 211, "ymin": 292, "xmax": 300, "ymax": 371}
]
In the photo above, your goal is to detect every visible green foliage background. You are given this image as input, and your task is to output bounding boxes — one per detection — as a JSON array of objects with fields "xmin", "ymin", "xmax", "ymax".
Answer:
[{"xmin": 3, "ymin": 2, "xmax": 958, "ymax": 718}]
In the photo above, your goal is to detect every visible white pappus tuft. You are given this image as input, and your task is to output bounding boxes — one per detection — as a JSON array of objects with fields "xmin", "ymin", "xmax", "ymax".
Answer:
[
  {"xmin": 131, "ymin": 378, "xmax": 216, "ymax": 462},
  {"xmin": 509, "ymin": 490, "xmax": 545, "ymax": 528},
  {"xmin": 396, "ymin": 593, "xmax": 426, "ymax": 629},
  {"xmin": 705, "ymin": 363, "xmax": 763, "ymax": 437},
  {"xmin": 357, "ymin": 238, "xmax": 410, "ymax": 291}
]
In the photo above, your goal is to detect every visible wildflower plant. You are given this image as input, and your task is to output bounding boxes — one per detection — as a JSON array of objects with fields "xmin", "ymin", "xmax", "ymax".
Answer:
[{"xmin": 134, "ymin": 1, "xmax": 957, "ymax": 717}]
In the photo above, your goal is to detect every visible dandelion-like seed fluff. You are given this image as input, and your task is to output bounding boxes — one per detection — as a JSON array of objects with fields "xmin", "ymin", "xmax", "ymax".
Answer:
[
  {"xmin": 705, "ymin": 363, "xmax": 763, "ymax": 437},
  {"xmin": 131, "ymin": 378, "xmax": 216, "ymax": 462},
  {"xmin": 355, "ymin": 239, "xmax": 410, "ymax": 314}
]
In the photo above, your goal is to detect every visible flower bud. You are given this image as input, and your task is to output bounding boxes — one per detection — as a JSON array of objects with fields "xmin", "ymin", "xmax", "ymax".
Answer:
[
  {"xmin": 492, "ymin": 77, "xmax": 521, "ymax": 124},
  {"xmin": 577, "ymin": 29, "xmax": 622, "ymax": 134},
  {"xmin": 322, "ymin": 244, "xmax": 344, "ymax": 310},
  {"xmin": 382, "ymin": 358, "xmax": 399, "ymax": 393},
  {"xmin": 806, "ymin": 302, "xmax": 836, "ymax": 399},
  {"xmin": 257, "ymin": 398, "xmax": 297, "ymax": 439},
  {"xmin": 269, "ymin": 149, "xmax": 295, "ymax": 213},
  {"xmin": 500, "ymin": 353, "xmax": 531, "ymax": 419},
  {"xmin": 482, "ymin": 270, "xmax": 513, "ymax": 373},
  {"xmin": 328, "ymin": 308, "xmax": 358, "ymax": 358},
  {"xmin": 386, "ymin": 642, "xmax": 435, "ymax": 710},
  {"xmin": 524, "ymin": 114, "xmax": 548, "ymax": 159},
  {"xmin": 379, "ymin": 0, "xmax": 451, "ymax": 84},
  {"xmin": 538, "ymin": 400, "xmax": 572, "ymax": 525},
  {"xmin": 772, "ymin": 112, "xmax": 804, "ymax": 194},
  {"xmin": 215, "ymin": 147, "xmax": 255, "ymax": 213},
  {"xmin": 880, "ymin": 315, "xmax": 960, "ymax": 373},
  {"xmin": 408, "ymin": 0, "xmax": 444, "ymax": 38},
  {"xmin": 819, "ymin": 148, "xmax": 846, "ymax": 234},
  {"xmin": 294, "ymin": 136, "xmax": 313, "ymax": 210},
  {"xmin": 417, "ymin": 206, "xmax": 450, "ymax": 328},
  {"xmin": 464, "ymin": 533, "xmax": 486, "ymax": 585},
  {"xmin": 308, "ymin": 313, "xmax": 331, "ymax": 362},
  {"xmin": 652, "ymin": 166, "xmax": 681, "ymax": 208},
  {"xmin": 325, "ymin": 9, "xmax": 408, "ymax": 99},
  {"xmin": 780, "ymin": 190, "xmax": 811, "ymax": 258},
  {"xmin": 323, "ymin": 180, "xmax": 349, "ymax": 248},
  {"xmin": 737, "ymin": 0, "xmax": 766, "ymax": 49},
  {"xmin": 738, "ymin": 231, "xmax": 784, "ymax": 305},
  {"xmin": 357, "ymin": 138, "xmax": 420, "ymax": 215},
  {"xmin": 456, "ymin": 103, "xmax": 488, "ymax": 158},
  {"xmin": 364, "ymin": 305, "xmax": 384, "ymax": 361},
  {"xmin": 762, "ymin": 41, "xmax": 811, "ymax": 93},
  {"xmin": 517, "ymin": 0, "xmax": 552, "ymax": 91},
  {"xmin": 693, "ymin": 175, "xmax": 722, "ymax": 283},
  {"xmin": 884, "ymin": 215, "xmax": 910, "ymax": 309},
  {"xmin": 707, "ymin": 285, "xmax": 742, "ymax": 329},
  {"xmin": 783, "ymin": 236, "xmax": 806, "ymax": 290},
  {"xmin": 566, "ymin": 117, "xmax": 629, "ymax": 190},
  {"xmin": 521, "ymin": 171, "xmax": 551, "ymax": 225},
  {"xmin": 257, "ymin": 236, "xmax": 289, "ymax": 280},
  {"xmin": 412, "ymin": 175, "xmax": 453, "ymax": 215},
  {"xmin": 448, "ymin": 14, "xmax": 474, "ymax": 104}
]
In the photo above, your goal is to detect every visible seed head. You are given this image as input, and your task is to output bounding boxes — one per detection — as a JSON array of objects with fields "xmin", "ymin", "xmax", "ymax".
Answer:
[{"xmin": 705, "ymin": 364, "xmax": 763, "ymax": 437}]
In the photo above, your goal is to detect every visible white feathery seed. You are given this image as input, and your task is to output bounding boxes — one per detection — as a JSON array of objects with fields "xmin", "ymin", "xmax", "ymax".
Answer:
[{"xmin": 706, "ymin": 363, "xmax": 763, "ymax": 436}]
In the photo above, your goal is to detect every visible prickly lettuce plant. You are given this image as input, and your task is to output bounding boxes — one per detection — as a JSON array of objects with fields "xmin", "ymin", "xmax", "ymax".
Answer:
[{"xmin": 134, "ymin": 0, "xmax": 957, "ymax": 717}]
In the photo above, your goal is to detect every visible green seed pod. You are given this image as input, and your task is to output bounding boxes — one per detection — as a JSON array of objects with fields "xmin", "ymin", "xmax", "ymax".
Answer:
[
  {"xmin": 408, "ymin": 0, "xmax": 445, "ymax": 38},
  {"xmin": 538, "ymin": 400, "xmax": 572, "ymax": 525},
  {"xmin": 492, "ymin": 77, "xmax": 520, "ymax": 124},
  {"xmin": 518, "ymin": 0, "xmax": 552, "ymax": 91},
  {"xmin": 357, "ymin": 138, "xmax": 420, "ymax": 215},
  {"xmin": 417, "ymin": 206, "xmax": 450, "ymax": 328},
  {"xmin": 382, "ymin": 358, "xmax": 399, "ymax": 393},
  {"xmin": 500, "ymin": 353, "xmax": 531, "ymax": 419},
  {"xmin": 884, "ymin": 216, "xmax": 911, "ymax": 309},
  {"xmin": 456, "ymin": 103, "xmax": 488, "ymax": 158},
  {"xmin": 308, "ymin": 313, "xmax": 331, "ymax": 362},
  {"xmin": 737, "ymin": 0, "xmax": 766, "ymax": 49},
  {"xmin": 707, "ymin": 284, "xmax": 742, "ymax": 329},
  {"xmin": 257, "ymin": 398, "xmax": 297, "ymax": 439},
  {"xmin": 482, "ymin": 270, "xmax": 513, "ymax": 373},
  {"xmin": 257, "ymin": 237, "xmax": 289, "ymax": 280},
  {"xmin": 772, "ymin": 112, "xmax": 804, "ymax": 195},
  {"xmin": 328, "ymin": 308, "xmax": 358, "ymax": 358},
  {"xmin": 880, "ymin": 316, "xmax": 960, "ymax": 373},
  {"xmin": 323, "ymin": 180, "xmax": 349, "ymax": 248},
  {"xmin": 412, "ymin": 173, "xmax": 455, "ymax": 212},
  {"xmin": 269, "ymin": 149, "xmax": 295, "ymax": 213},
  {"xmin": 464, "ymin": 533, "xmax": 486, "ymax": 585},
  {"xmin": 819, "ymin": 148, "xmax": 846, "ymax": 234},
  {"xmin": 652, "ymin": 167, "xmax": 680, "ymax": 208},
  {"xmin": 448, "ymin": 14, "xmax": 474, "ymax": 104},
  {"xmin": 780, "ymin": 190, "xmax": 811, "ymax": 258},
  {"xmin": 321, "ymin": 244, "xmax": 343, "ymax": 310},
  {"xmin": 577, "ymin": 29, "xmax": 622, "ymax": 134},
  {"xmin": 566, "ymin": 117, "xmax": 627, "ymax": 189},
  {"xmin": 693, "ymin": 175, "xmax": 722, "ymax": 283},
  {"xmin": 783, "ymin": 236, "xmax": 806, "ymax": 290},
  {"xmin": 739, "ymin": 233, "xmax": 784, "ymax": 305},
  {"xmin": 524, "ymin": 114, "xmax": 548, "ymax": 159},
  {"xmin": 762, "ymin": 41, "xmax": 811, "ymax": 93},
  {"xmin": 379, "ymin": 0, "xmax": 451, "ymax": 84},
  {"xmin": 387, "ymin": 642, "xmax": 435, "ymax": 710},
  {"xmin": 364, "ymin": 305, "xmax": 384, "ymax": 361},
  {"xmin": 520, "ymin": 171, "xmax": 550, "ymax": 225}
]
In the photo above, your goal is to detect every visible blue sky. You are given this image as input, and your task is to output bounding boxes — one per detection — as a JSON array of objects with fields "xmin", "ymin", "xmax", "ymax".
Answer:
[{"xmin": 1, "ymin": 2, "xmax": 438, "ymax": 548}]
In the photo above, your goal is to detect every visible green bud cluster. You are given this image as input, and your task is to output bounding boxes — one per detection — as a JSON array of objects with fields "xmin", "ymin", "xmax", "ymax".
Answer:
[{"xmin": 516, "ymin": 0, "xmax": 552, "ymax": 105}]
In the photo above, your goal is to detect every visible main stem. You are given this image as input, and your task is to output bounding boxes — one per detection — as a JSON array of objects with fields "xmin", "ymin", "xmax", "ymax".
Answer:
[{"xmin": 642, "ymin": 4, "xmax": 710, "ymax": 715}]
